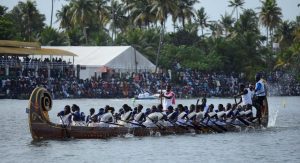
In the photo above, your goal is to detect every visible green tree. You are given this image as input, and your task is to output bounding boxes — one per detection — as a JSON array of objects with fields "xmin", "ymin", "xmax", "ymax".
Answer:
[
  {"xmin": 56, "ymin": 5, "xmax": 72, "ymax": 30},
  {"xmin": 39, "ymin": 26, "xmax": 69, "ymax": 45},
  {"xmin": 234, "ymin": 9, "xmax": 259, "ymax": 34},
  {"xmin": 175, "ymin": 0, "xmax": 199, "ymax": 29},
  {"xmin": 7, "ymin": 1, "xmax": 45, "ymax": 41},
  {"xmin": 274, "ymin": 21, "xmax": 296, "ymax": 49},
  {"xmin": 0, "ymin": 5, "xmax": 18, "ymax": 40},
  {"xmin": 109, "ymin": 0, "xmax": 128, "ymax": 44},
  {"xmin": 149, "ymin": 0, "xmax": 177, "ymax": 72},
  {"xmin": 93, "ymin": 0, "xmax": 110, "ymax": 29},
  {"xmin": 219, "ymin": 12, "xmax": 235, "ymax": 37},
  {"xmin": 195, "ymin": 7, "xmax": 209, "ymax": 37},
  {"xmin": 228, "ymin": 0, "xmax": 245, "ymax": 20},
  {"xmin": 258, "ymin": 0, "xmax": 282, "ymax": 46},
  {"xmin": 126, "ymin": 0, "xmax": 154, "ymax": 28}
]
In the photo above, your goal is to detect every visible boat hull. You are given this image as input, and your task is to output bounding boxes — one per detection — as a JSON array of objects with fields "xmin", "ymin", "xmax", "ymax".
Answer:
[{"xmin": 27, "ymin": 87, "xmax": 269, "ymax": 140}]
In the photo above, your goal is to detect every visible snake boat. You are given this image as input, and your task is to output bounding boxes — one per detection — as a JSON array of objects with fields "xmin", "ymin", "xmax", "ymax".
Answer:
[{"xmin": 27, "ymin": 87, "xmax": 269, "ymax": 140}]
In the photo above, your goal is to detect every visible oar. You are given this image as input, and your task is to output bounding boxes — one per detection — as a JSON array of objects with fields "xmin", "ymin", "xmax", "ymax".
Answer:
[
  {"xmin": 205, "ymin": 113, "xmax": 228, "ymax": 132},
  {"xmin": 146, "ymin": 114, "xmax": 166, "ymax": 130},
  {"xmin": 196, "ymin": 98, "xmax": 200, "ymax": 107},
  {"xmin": 160, "ymin": 80, "xmax": 163, "ymax": 105},
  {"xmin": 117, "ymin": 119, "xmax": 146, "ymax": 128},
  {"xmin": 99, "ymin": 121, "xmax": 125, "ymax": 127},
  {"xmin": 176, "ymin": 120, "xmax": 204, "ymax": 131},
  {"xmin": 59, "ymin": 115, "xmax": 70, "ymax": 138},
  {"xmin": 198, "ymin": 120, "xmax": 223, "ymax": 133}
]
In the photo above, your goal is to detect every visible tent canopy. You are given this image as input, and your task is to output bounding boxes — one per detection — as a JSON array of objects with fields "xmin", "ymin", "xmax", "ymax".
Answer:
[{"xmin": 45, "ymin": 46, "xmax": 156, "ymax": 71}]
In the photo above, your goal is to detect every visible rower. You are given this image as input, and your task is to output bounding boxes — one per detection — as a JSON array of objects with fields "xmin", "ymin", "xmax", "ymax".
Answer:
[
  {"xmin": 187, "ymin": 104, "xmax": 196, "ymax": 122},
  {"xmin": 99, "ymin": 107, "xmax": 114, "ymax": 127},
  {"xmin": 195, "ymin": 105, "xmax": 204, "ymax": 123},
  {"xmin": 97, "ymin": 108, "xmax": 105, "ymax": 122},
  {"xmin": 143, "ymin": 106, "xmax": 159, "ymax": 127},
  {"xmin": 217, "ymin": 104, "xmax": 226, "ymax": 121},
  {"xmin": 132, "ymin": 104, "xmax": 146, "ymax": 125},
  {"xmin": 235, "ymin": 84, "xmax": 253, "ymax": 116},
  {"xmin": 86, "ymin": 108, "xmax": 97, "ymax": 127},
  {"xmin": 119, "ymin": 104, "xmax": 133, "ymax": 127},
  {"xmin": 144, "ymin": 108, "xmax": 151, "ymax": 117},
  {"xmin": 156, "ymin": 104, "xmax": 167, "ymax": 126},
  {"xmin": 57, "ymin": 105, "xmax": 72, "ymax": 126},
  {"xmin": 176, "ymin": 104, "xmax": 187, "ymax": 126},
  {"xmin": 205, "ymin": 104, "xmax": 218, "ymax": 125},
  {"xmin": 71, "ymin": 104, "xmax": 82, "ymax": 126},
  {"xmin": 201, "ymin": 97, "xmax": 209, "ymax": 114},
  {"xmin": 166, "ymin": 106, "xmax": 177, "ymax": 125}
]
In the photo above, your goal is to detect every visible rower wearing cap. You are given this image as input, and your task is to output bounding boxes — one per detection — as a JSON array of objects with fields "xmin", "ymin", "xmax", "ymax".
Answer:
[{"xmin": 143, "ymin": 105, "xmax": 159, "ymax": 127}]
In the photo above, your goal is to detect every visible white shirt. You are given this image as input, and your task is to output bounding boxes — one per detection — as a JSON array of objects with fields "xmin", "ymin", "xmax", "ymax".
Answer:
[
  {"xmin": 255, "ymin": 79, "xmax": 266, "ymax": 96},
  {"xmin": 242, "ymin": 88, "xmax": 253, "ymax": 105},
  {"xmin": 163, "ymin": 91, "xmax": 175, "ymax": 111}
]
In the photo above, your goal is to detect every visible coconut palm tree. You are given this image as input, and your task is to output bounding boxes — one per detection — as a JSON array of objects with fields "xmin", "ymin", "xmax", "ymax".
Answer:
[
  {"xmin": 258, "ymin": 0, "xmax": 282, "ymax": 47},
  {"xmin": 9, "ymin": 1, "xmax": 45, "ymax": 41},
  {"xmin": 234, "ymin": 9, "xmax": 259, "ymax": 34},
  {"xmin": 195, "ymin": 7, "xmax": 209, "ymax": 37},
  {"xmin": 51, "ymin": 0, "xmax": 54, "ymax": 27},
  {"xmin": 175, "ymin": 0, "xmax": 199, "ymax": 29},
  {"xmin": 93, "ymin": 0, "xmax": 110, "ymax": 29},
  {"xmin": 228, "ymin": 0, "xmax": 245, "ymax": 20},
  {"xmin": 68, "ymin": 0, "xmax": 94, "ymax": 44},
  {"xmin": 274, "ymin": 21, "xmax": 296, "ymax": 49},
  {"xmin": 150, "ymin": 0, "xmax": 177, "ymax": 27},
  {"xmin": 110, "ymin": 0, "xmax": 128, "ymax": 44},
  {"xmin": 126, "ymin": 0, "xmax": 154, "ymax": 28},
  {"xmin": 208, "ymin": 21, "xmax": 223, "ymax": 38},
  {"xmin": 149, "ymin": 0, "xmax": 177, "ymax": 72},
  {"xmin": 56, "ymin": 5, "xmax": 72, "ymax": 30},
  {"xmin": 69, "ymin": 0, "xmax": 94, "ymax": 27},
  {"xmin": 219, "ymin": 12, "xmax": 235, "ymax": 37}
]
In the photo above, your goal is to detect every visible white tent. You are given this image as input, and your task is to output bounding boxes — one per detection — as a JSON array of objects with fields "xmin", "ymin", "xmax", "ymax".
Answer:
[{"xmin": 44, "ymin": 46, "xmax": 156, "ymax": 79}]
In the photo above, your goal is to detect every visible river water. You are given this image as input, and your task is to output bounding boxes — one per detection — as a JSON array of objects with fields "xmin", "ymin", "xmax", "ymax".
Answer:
[{"xmin": 0, "ymin": 97, "xmax": 299, "ymax": 163}]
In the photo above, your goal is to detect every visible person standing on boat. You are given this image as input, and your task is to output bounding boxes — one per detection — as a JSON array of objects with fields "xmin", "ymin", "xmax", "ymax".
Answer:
[
  {"xmin": 254, "ymin": 73, "xmax": 266, "ymax": 124},
  {"xmin": 161, "ymin": 85, "xmax": 176, "ymax": 112}
]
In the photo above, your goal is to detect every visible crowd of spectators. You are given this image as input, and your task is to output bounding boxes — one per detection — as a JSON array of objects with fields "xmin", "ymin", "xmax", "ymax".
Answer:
[{"xmin": 0, "ymin": 57, "xmax": 299, "ymax": 99}]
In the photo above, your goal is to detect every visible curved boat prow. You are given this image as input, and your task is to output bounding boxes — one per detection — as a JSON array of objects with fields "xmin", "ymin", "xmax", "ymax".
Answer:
[{"xmin": 28, "ymin": 87, "xmax": 53, "ymax": 140}]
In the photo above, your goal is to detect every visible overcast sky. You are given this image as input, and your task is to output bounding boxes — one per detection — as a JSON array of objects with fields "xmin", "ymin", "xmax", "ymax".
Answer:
[{"xmin": 1, "ymin": 0, "xmax": 300, "ymax": 31}]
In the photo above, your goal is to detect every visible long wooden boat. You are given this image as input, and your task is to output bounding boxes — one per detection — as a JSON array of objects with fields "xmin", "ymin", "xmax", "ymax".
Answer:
[{"xmin": 27, "ymin": 87, "xmax": 269, "ymax": 140}]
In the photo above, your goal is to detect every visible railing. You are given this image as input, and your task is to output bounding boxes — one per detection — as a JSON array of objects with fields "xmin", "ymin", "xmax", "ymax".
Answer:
[{"xmin": 0, "ymin": 60, "xmax": 74, "ymax": 68}]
